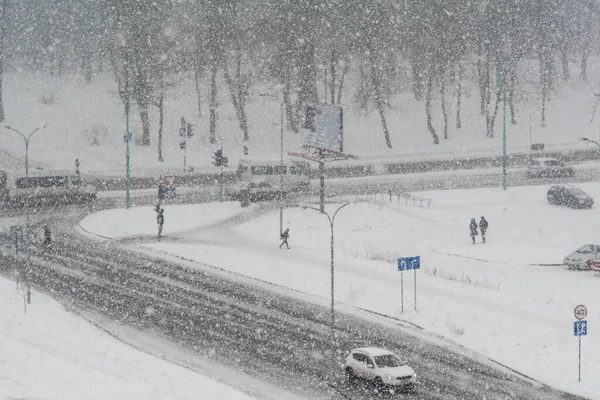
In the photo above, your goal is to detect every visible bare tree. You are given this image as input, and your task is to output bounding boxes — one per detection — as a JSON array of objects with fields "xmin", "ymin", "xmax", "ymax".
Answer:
[
  {"xmin": 425, "ymin": 74, "xmax": 440, "ymax": 144},
  {"xmin": 441, "ymin": 80, "xmax": 448, "ymax": 139},
  {"xmin": 209, "ymin": 59, "xmax": 218, "ymax": 144},
  {"xmin": 455, "ymin": 63, "xmax": 462, "ymax": 129}
]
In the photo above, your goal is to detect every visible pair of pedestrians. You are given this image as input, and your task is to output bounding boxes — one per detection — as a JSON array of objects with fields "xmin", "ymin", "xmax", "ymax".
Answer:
[{"xmin": 469, "ymin": 216, "xmax": 488, "ymax": 244}]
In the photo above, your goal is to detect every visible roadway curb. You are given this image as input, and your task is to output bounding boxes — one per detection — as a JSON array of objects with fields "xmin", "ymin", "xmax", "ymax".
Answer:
[{"xmin": 87, "ymin": 147, "xmax": 600, "ymax": 192}]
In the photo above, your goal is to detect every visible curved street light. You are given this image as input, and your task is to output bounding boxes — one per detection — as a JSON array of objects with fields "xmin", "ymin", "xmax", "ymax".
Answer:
[
  {"xmin": 4, "ymin": 122, "xmax": 48, "ymax": 309},
  {"xmin": 5, "ymin": 122, "xmax": 48, "ymax": 178},
  {"xmin": 303, "ymin": 202, "xmax": 350, "ymax": 364},
  {"xmin": 579, "ymin": 137, "xmax": 600, "ymax": 148}
]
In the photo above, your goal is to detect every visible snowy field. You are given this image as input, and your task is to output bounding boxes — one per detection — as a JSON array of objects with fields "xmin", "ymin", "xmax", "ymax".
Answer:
[
  {"xmin": 0, "ymin": 276, "xmax": 260, "ymax": 400},
  {"xmin": 77, "ymin": 182, "xmax": 600, "ymax": 399},
  {"xmin": 2, "ymin": 70, "xmax": 600, "ymax": 178}
]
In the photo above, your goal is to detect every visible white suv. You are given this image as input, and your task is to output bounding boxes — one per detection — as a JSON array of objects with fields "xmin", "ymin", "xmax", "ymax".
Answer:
[
  {"xmin": 526, "ymin": 157, "xmax": 575, "ymax": 179},
  {"xmin": 343, "ymin": 347, "xmax": 417, "ymax": 391}
]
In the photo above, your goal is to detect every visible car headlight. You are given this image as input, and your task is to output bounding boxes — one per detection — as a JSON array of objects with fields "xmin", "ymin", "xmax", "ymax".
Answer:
[
  {"xmin": 384, "ymin": 374, "xmax": 394, "ymax": 380},
  {"xmin": 413, "ymin": 372, "xmax": 417, "ymax": 378}
]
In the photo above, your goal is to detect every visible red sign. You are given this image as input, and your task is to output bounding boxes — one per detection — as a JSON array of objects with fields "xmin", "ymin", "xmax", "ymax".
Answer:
[{"xmin": 574, "ymin": 305, "xmax": 588, "ymax": 321}]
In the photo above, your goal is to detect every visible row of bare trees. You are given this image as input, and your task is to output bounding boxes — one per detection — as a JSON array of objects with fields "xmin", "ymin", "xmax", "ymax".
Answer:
[{"xmin": 1, "ymin": 0, "xmax": 600, "ymax": 150}]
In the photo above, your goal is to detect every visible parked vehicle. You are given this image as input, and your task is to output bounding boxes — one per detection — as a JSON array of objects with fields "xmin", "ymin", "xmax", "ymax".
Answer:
[
  {"xmin": 526, "ymin": 158, "xmax": 575, "ymax": 179},
  {"xmin": 343, "ymin": 347, "xmax": 417, "ymax": 392},
  {"xmin": 591, "ymin": 261, "xmax": 600, "ymax": 274},
  {"xmin": 11, "ymin": 174, "xmax": 97, "ymax": 207},
  {"xmin": 563, "ymin": 244, "xmax": 600, "ymax": 270},
  {"xmin": 547, "ymin": 186, "xmax": 594, "ymax": 209}
]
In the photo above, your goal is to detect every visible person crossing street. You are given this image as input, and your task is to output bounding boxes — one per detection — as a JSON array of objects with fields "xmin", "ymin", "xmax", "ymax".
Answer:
[
  {"xmin": 279, "ymin": 228, "xmax": 290, "ymax": 249},
  {"xmin": 469, "ymin": 218, "xmax": 478, "ymax": 244},
  {"xmin": 155, "ymin": 205, "xmax": 164, "ymax": 238},
  {"xmin": 479, "ymin": 216, "xmax": 488, "ymax": 243}
]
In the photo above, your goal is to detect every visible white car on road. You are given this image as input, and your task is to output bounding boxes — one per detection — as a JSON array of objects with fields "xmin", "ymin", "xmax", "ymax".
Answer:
[
  {"xmin": 343, "ymin": 347, "xmax": 417, "ymax": 391},
  {"xmin": 526, "ymin": 157, "xmax": 575, "ymax": 179},
  {"xmin": 563, "ymin": 244, "xmax": 600, "ymax": 270}
]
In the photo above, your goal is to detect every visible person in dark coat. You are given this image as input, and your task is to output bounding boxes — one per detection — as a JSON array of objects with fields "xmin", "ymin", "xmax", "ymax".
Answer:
[
  {"xmin": 469, "ymin": 218, "xmax": 478, "ymax": 244},
  {"xmin": 156, "ymin": 207, "xmax": 164, "ymax": 237},
  {"xmin": 43, "ymin": 225, "xmax": 52, "ymax": 247},
  {"xmin": 479, "ymin": 216, "xmax": 488, "ymax": 243},
  {"xmin": 279, "ymin": 228, "xmax": 290, "ymax": 249}
]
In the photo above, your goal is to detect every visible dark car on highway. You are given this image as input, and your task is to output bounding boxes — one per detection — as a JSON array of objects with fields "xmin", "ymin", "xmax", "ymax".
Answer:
[
  {"xmin": 547, "ymin": 186, "xmax": 594, "ymax": 209},
  {"xmin": 236, "ymin": 181, "xmax": 287, "ymax": 206}
]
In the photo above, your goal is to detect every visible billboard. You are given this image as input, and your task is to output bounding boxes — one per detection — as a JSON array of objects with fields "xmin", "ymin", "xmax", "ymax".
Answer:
[{"xmin": 303, "ymin": 104, "xmax": 343, "ymax": 153}]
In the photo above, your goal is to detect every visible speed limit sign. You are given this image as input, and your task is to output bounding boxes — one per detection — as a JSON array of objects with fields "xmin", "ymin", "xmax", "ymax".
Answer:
[{"xmin": 574, "ymin": 304, "xmax": 588, "ymax": 320}]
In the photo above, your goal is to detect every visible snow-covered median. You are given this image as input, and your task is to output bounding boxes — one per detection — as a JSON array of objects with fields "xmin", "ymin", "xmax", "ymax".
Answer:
[{"xmin": 79, "ymin": 202, "xmax": 248, "ymax": 239}]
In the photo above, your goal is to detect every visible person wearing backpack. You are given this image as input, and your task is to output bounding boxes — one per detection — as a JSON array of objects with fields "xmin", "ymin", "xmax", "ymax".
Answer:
[
  {"xmin": 479, "ymin": 216, "xmax": 489, "ymax": 243},
  {"xmin": 469, "ymin": 218, "xmax": 478, "ymax": 244},
  {"xmin": 279, "ymin": 228, "xmax": 290, "ymax": 249}
]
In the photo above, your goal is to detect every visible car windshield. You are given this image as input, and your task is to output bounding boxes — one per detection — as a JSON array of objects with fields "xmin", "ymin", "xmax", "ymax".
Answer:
[
  {"xmin": 569, "ymin": 188, "xmax": 585, "ymax": 196},
  {"xmin": 577, "ymin": 245, "xmax": 599, "ymax": 254},
  {"xmin": 373, "ymin": 354, "xmax": 405, "ymax": 368}
]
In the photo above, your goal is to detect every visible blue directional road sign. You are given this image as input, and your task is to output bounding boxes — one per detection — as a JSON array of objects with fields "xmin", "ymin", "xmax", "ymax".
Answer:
[
  {"xmin": 574, "ymin": 320, "xmax": 588, "ymax": 336},
  {"xmin": 398, "ymin": 256, "xmax": 421, "ymax": 271}
]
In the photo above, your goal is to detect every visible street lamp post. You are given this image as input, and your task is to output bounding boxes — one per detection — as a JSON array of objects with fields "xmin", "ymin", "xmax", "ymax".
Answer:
[
  {"xmin": 303, "ymin": 202, "xmax": 350, "ymax": 365},
  {"xmin": 124, "ymin": 57, "xmax": 131, "ymax": 209},
  {"xmin": 279, "ymin": 99, "xmax": 284, "ymax": 236},
  {"xmin": 580, "ymin": 137, "xmax": 600, "ymax": 149},
  {"xmin": 5, "ymin": 123, "xmax": 48, "ymax": 178},
  {"xmin": 5, "ymin": 122, "xmax": 48, "ymax": 308},
  {"xmin": 259, "ymin": 92, "xmax": 285, "ymax": 235},
  {"xmin": 502, "ymin": 72, "xmax": 507, "ymax": 191}
]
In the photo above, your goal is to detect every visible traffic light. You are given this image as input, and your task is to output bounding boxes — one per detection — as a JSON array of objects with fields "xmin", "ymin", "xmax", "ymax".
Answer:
[{"xmin": 213, "ymin": 149, "xmax": 223, "ymax": 167}]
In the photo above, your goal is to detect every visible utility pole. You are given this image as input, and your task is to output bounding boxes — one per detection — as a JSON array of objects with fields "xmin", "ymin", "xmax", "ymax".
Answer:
[
  {"xmin": 125, "ymin": 57, "xmax": 131, "ymax": 209},
  {"xmin": 303, "ymin": 202, "xmax": 350, "ymax": 368},
  {"xmin": 502, "ymin": 71, "xmax": 507, "ymax": 191},
  {"xmin": 5, "ymin": 122, "xmax": 48, "ymax": 308},
  {"xmin": 279, "ymin": 99, "xmax": 284, "ymax": 235}
]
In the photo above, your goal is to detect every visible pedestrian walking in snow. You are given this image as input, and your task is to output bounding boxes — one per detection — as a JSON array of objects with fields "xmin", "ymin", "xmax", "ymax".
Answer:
[
  {"xmin": 279, "ymin": 228, "xmax": 290, "ymax": 249},
  {"xmin": 42, "ymin": 225, "xmax": 52, "ymax": 248},
  {"xmin": 469, "ymin": 218, "xmax": 478, "ymax": 244},
  {"xmin": 479, "ymin": 216, "xmax": 488, "ymax": 243},
  {"xmin": 155, "ymin": 206, "xmax": 164, "ymax": 238}
]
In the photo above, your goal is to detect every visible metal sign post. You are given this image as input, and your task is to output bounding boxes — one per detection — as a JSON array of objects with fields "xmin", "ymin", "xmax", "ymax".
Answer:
[
  {"xmin": 398, "ymin": 256, "xmax": 421, "ymax": 313},
  {"xmin": 574, "ymin": 304, "xmax": 588, "ymax": 382},
  {"xmin": 400, "ymin": 270, "xmax": 404, "ymax": 313},
  {"xmin": 414, "ymin": 265, "xmax": 418, "ymax": 310}
]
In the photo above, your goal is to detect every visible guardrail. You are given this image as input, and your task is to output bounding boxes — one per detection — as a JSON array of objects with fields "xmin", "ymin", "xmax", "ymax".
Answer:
[{"xmin": 370, "ymin": 190, "xmax": 433, "ymax": 208}]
